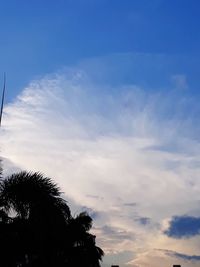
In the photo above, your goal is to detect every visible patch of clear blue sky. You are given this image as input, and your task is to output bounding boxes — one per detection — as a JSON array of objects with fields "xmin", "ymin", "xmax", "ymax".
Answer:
[{"xmin": 0, "ymin": 0, "xmax": 200, "ymax": 101}]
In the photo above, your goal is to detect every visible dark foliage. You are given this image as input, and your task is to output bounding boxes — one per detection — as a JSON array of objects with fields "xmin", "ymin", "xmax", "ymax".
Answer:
[
  {"xmin": 0, "ymin": 171, "xmax": 104, "ymax": 267},
  {"xmin": 0, "ymin": 158, "xmax": 2, "ymax": 178}
]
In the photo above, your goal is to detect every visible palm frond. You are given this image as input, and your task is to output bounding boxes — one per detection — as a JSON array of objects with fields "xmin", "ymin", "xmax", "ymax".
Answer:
[
  {"xmin": 75, "ymin": 212, "xmax": 93, "ymax": 231},
  {"xmin": 0, "ymin": 171, "xmax": 62, "ymax": 218}
]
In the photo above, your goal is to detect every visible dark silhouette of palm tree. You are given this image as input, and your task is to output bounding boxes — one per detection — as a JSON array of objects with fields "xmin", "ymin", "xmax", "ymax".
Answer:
[
  {"xmin": 0, "ymin": 158, "xmax": 2, "ymax": 178},
  {"xmin": 0, "ymin": 171, "xmax": 104, "ymax": 267},
  {"xmin": 67, "ymin": 212, "xmax": 104, "ymax": 267}
]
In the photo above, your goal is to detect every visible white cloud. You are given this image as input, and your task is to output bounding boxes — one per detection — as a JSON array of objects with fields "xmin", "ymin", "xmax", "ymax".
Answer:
[
  {"xmin": 128, "ymin": 249, "xmax": 200, "ymax": 267},
  {"xmin": 1, "ymin": 70, "xmax": 200, "ymax": 266}
]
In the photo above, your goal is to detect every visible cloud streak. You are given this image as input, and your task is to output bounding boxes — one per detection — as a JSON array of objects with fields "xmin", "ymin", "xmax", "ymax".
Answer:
[{"xmin": 128, "ymin": 249, "xmax": 200, "ymax": 267}]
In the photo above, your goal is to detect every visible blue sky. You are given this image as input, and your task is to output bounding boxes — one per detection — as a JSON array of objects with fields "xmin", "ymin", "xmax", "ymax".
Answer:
[
  {"xmin": 2, "ymin": 1, "xmax": 200, "ymax": 267},
  {"xmin": 1, "ymin": 0, "xmax": 200, "ymax": 100}
]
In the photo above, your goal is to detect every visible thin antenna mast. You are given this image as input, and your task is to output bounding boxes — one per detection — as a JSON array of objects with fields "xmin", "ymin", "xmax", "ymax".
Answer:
[{"xmin": 0, "ymin": 73, "xmax": 6, "ymax": 127}]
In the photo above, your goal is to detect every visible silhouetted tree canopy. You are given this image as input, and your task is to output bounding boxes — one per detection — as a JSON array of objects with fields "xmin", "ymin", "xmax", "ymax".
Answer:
[
  {"xmin": 0, "ymin": 158, "xmax": 2, "ymax": 178},
  {"xmin": 0, "ymin": 171, "xmax": 104, "ymax": 267}
]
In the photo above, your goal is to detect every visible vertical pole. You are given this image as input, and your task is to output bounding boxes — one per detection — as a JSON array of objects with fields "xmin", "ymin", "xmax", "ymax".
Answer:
[
  {"xmin": 0, "ymin": 73, "xmax": 6, "ymax": 177},
  {"xmin": 0, "ymin": 73, "xmax": 6, "ymax": 127}
]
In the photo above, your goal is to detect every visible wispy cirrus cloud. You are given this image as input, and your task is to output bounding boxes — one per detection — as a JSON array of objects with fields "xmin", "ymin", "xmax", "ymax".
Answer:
[{"xmin": 1, "ymin": 59, "xmax": 200, "ymax": 266}]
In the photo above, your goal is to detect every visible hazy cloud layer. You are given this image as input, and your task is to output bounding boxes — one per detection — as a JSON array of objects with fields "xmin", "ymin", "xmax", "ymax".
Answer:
[
  {"xmin": 128, "ymin": 249, "xmax": 200, "ymax": 267},
  {"xmin": 1, "ymin": 68, "xmax": 200, "ymax": 266}
]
